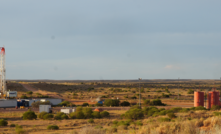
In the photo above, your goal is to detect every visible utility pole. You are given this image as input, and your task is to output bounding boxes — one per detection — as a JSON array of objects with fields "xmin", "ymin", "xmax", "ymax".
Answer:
[
  {"xmin": 178, "ymin": 77, "xmax": 180, "ymax": 99},
  {"xmin": 138, "ymin": 78, "xmax": 142, "ymax": 108}
]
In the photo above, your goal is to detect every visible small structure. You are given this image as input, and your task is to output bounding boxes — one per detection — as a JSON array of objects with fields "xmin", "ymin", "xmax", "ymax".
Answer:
[
  {"xmin": 94, "ymin": 108, "xmax": 103, "ymax": 112},
  {"xmin": 194, "ymin": 91, "xmax": 204, "ymax": 107},
  {"xmin": 39, "ymin": 105, "xmax": 52, "ymax": 113},
  {"xmin": 60, "ymin": 107, "xmax": 76, "ymax": 114}
]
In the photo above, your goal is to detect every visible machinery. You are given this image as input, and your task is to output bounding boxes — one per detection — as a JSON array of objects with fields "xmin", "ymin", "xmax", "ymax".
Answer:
[{"xmin": 0, "ymin": 47, "xmax": 17, "ymax": 98}]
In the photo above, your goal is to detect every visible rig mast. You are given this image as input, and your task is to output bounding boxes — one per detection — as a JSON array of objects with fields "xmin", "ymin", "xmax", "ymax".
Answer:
[{"xmin": 0, "ymin": 47, "xmax": 6, "ymax": 97}]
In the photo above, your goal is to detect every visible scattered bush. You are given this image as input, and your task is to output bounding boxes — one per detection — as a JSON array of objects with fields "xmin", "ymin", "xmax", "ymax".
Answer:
[
  {"xmin": 20, "ymin": 95, "xmax": 28, "ymax": 99},
  {"xmin": 104, "ymin": 99, "xmax": 120, "ymax": 106},
  {"xmin": 23, "ymin": 110, "xmax": 37, "ymax": 120},
  {"xmin": 195, "ymin": 106, "xmax": 206, "ymax": 111},
  {"xmin": 38, "ymin": 111, "xmax": 48, "ymax": 119},
  {"xmin": 158, "ymin": 117, "xmax": 171, "ymax": 122},
  {"xmin": 95, "ymin": 103, "xmax": 103, "ymax": 106},
  {"xmin": 26, "ymin": 91, "xmax": 33, "ymax": 95},
  {"xmin": 136, "ymin": 120, "xmax": 143, "ymax": 126},
  {"xmin": 211, "ymin": 105, "xmax": 220, "ymax": 111},
  {"xmin": 47, "ymin": 125, "xmax": 59, "ymax": 130},
  {"xmin": 15, "ymin": 125, "xmax": 25, "ymax": 134},
  {"xmin": 88, "ymin": 118, "xmax": 94, "ymax": 123},
  {"xmin": 82, "ymin": 108, "xmax": 93, "ymax": 118},
  {"xmin": 92, "ymin": 111, "xmax": 101, "ymax": 118},
  {"xmin": 76, "ymin": 111, "xmax": 85, "ymax": 119},
  {"xmin": 214, "ymin": 112, "xmax": 221, "ymax": 116},
  {"xmin": 58, "ymin": 101, "xmax": 71, "ymax": 107},
  {"xmin": 187, "ymin": 89, "xmax": 194, "ymax": 94},
  {"xmin": 167, "ymin": 113, "xmax": 176, "ymax": 119},
  {"xmin": 120, "ymin": 101, "xmax": 130, "ymax": 106},
  {"xmin": 82, "ymin": 103, "xmax": 89, "ymax": 107},
  {"xmin": 110, "ymin": 127, "xmax": 117, "ymax": 133},
  {"xmin": 10, "ymin": 124, "xmax": 16, "ymax": 127},
  {"xmin": 100, "ymin": 111, "xmax": 110, "ymax": 118},
  {"xmin": 124, "ymin": 108, "xmax": 144, "ymax": 120},
  {"xmin": 43, "ymin": 114, "xmax": 54, "ymax": 120},
  {"xmin": 54, "ymin": 112, "xmax": 68, "ymax": 120},
  {"xmin": 0, "ymin": 119, "xmax": 8, "ymax": 126}
]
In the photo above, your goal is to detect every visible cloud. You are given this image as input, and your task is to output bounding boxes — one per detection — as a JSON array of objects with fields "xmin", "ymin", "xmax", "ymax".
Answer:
[{"xmin": 164, "ymin": 65, "xmax": 180, "ymax": 70}]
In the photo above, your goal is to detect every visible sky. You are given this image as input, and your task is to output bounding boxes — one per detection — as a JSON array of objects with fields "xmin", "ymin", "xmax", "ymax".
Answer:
[{"xmin": 0, "ymin": 0, "xmax": 221, "ymax": 80}]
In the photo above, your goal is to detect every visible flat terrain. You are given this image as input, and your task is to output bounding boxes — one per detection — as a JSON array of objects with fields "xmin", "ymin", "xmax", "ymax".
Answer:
[{"xmin": 1, "ymin": 79, "xmax": 221, "ymax": 134}]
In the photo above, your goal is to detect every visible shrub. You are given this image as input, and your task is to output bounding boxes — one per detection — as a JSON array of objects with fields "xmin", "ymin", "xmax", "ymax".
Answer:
[
  {"xmin": 82, "ymin": 108, "xmax": 93, "ymax": 118},
  {"xmin": 23, "ymin": 110, "xmax": 37, "ymax": 120},
  {"xmin": 214, "ymin": 112, "xmax": 221, "ymax": 116},
  {"xmin": 31, "ymin": 101, "xmax": 50, "ymax": 108},
  {"xmin": 92, "ymin": 111, "xmax": 101, "ymax": 118},
  {"xmin": 20, "ymin": 95, "xmax": 28, "ymax": 99},
  {"xmin": 179, "ymin": 108, "xmax": 190, "ymax": 113},
  {"xmin": 76, "ymin": 106, "xmax": 83, "ymax": 112},
  {"xmin": 150, "ymin": 99, "xmax": 165, "ymax": 106},
  {"xmin": 113, "ymin": 120, "xmax": 118, "ymax": 125},
  {"xmin": 82, "ymin": 103, "xmax": 89, "ymax": 107},
  {"xmin": 211, "ymin": 105, "xmax": 220, "ymax": 111},
  {"xmin": 167, "ymin": 113, "xmax": 176, "ymax": 119},
  {"xmin": 104, "ymin": 99, "xmax": 120, "ymax": 106},
  {"xmin": 100, "ymin": 111, "xmax": 110, "ymax": 118},
  {"xmin": 10, "ymin": 124, "xmax": 16, "ymax": 127},
  {"xmin": 95, "ymin": 103, "xmax": 103, "ymax": 106},
  {"xmin": 38, "ymin": 111, "xmax": 48, "ymax": 119},
  {"xmin": 76, "ymin": 111, "xmax": 85, "ymax": 119},
  {"xmin": 195, "ymin": 119, "xmax": 203, "ymax": 127},
  {"xmin": 110, "ymin": 127, "xmax": 117, "ymax": 133},
  {"xmin": 143, "ymin": 99, "xmax": 150, "ymax": 105},
  {"xmin": 124, "ymin": 108, "xmax": 144, "ymax": 120},
  {"xmin": 88, "ymin": 118, "xmax": 94, "ymax": 123},
  {"xmin": 43, "ymin": 114, "xmax": 54, "ymax": 120},
  {"xmin": 69, "ymin": 112, "xmax": 76, "ymax": 119},
  {"xmin": 54, "ymin": 112, "xmax": 68, "ymax": 120},
  {"xmin": 187, "ymin": 89, "xmax": 194, "ymax": 94},
  {"xmin": 94, "ymin": 125, "xmax": 103, "ymax": 129},
  {"xmin": 120, "ymin": 101, "xmax": 130, "ymax": 106},
  {"xmin": 26, "ymin": 91, "xmax": 33, "ymax": 95},
  {"xmin": 58, "ymin": 101, "xmax": 71, "ymax": 107},
  {"xmin": 0, "ymin": 119, "xmax": 8, "ymax": 126},
  {"xmin": 158, "ymin": 117, "xmax": 171, "ymax": 122},
  {"xmin": 15, "ymin": 125, "xmax": 25, "ymax": 134},
  {"xmin": 136, "ymin": 120, "xmax": 143, "ymax": 126},
  {"xmin": 117, "ymin": 121, "xmax": 130, "ymax": 126},
  {"xmin": 47, "ymin": 125, "xmax": 59, "ymax": 130},
  {"xmin": 195, "ymin": 106, "xmax": 206, "ymax": 111},
  {"xmin": 170, "ymin": 107, "xmax": 182, "ymax": 113},
  {"xmin": 119, "ymin": 125, "xmax": 128, "ymax": 130}
]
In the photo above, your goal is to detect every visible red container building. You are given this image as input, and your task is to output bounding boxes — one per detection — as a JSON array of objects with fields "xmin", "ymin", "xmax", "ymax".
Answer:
[
  {"xmin": 208, "ymin": 91, "xmax": 219, "ymax": 108},
  {"xmin": 194, "ymin": 91, "xmax": 204, "ymax": 107}
]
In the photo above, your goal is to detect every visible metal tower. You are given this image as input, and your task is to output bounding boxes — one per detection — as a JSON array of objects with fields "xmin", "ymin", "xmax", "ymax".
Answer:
[{"xmin": 0, "ymin": 47, "xmax": 6, "ymax": 97}]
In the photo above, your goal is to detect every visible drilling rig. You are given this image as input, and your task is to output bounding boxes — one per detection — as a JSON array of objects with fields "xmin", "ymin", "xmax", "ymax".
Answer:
[{"xmin": 0, "ymin": 47, "xmax": 17, "ymax": 98}]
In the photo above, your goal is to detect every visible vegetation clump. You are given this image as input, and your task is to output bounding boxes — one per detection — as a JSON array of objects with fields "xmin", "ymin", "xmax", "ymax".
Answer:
[
  {"xmin": 54, "ymin": 112, "xmax": 68, "ymax": 120},
  {"xmin": 23, "ymin": 110, "xmax": 37, "ymax": 120},
  {"xmin": 104, "ymin": 99, "xmax": 120, "ymax": 106},
  {"xmin": 47, "ymin": 125, "xmax": 59, "ymax": 130},
  {"xmin": 0, "ymin": 119, "xmax": 8, "ymax": 126}
]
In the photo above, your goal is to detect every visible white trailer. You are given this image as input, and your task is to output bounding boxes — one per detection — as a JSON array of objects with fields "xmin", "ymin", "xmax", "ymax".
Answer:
[
  {"xmin": 0, "ymin": 99, "xmax": 17, "ymax": 108},
  {"xmin": 60, "ymin": 107, "xmax": 76, "ymax": 114},
  {"xmin": 39, "ymin": 105, "xmax": 51, "ymax": 113}
]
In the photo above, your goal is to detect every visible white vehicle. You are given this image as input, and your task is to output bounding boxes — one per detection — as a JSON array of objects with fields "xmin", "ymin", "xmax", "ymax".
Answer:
[{"xmin": 7, "ymin": 91, "xmax": 17, "ymax": 98}]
